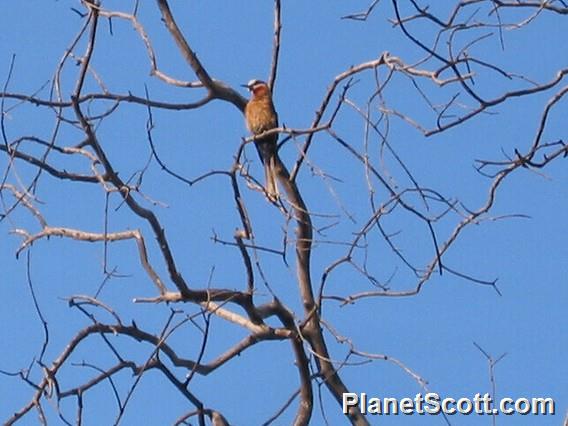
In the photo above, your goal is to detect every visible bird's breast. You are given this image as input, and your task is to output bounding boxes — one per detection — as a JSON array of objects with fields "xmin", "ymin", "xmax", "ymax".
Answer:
[{"xmin": 245, "ymin": 98, "xmax": 278, "ymax": 135}]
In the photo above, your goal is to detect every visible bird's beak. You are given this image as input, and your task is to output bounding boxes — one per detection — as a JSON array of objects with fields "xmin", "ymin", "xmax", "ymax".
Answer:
[{"xmin": 240, "ymin": 83, "xmax": 250, "ymax": 89}]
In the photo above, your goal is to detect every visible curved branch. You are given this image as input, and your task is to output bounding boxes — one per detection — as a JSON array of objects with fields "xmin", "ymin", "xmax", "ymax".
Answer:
[{"xmin": 155, "ymin": 0, "xmax": 247, "ymax": 112}]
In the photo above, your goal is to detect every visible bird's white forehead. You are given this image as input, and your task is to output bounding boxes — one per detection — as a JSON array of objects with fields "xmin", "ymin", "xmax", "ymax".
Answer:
[{"xmin": 247, "ymin": 79, "xmax": 263, "ymax": 87}]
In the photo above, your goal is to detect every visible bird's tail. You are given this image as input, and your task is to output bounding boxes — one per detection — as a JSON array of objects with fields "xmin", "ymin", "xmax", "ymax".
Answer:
[
  {"xmin": 255, "ymin": 138, "xmax": 279, "ymax": 201},
  {"xmin": 264, "ymin": 155, "xmax": 279, "ymax": 201}
]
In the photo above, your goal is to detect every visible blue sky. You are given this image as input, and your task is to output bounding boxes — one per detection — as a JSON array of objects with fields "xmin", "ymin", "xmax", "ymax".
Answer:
[{"xmin": 1, "ymin": 1, "xmax": 566, "ymax": 425}]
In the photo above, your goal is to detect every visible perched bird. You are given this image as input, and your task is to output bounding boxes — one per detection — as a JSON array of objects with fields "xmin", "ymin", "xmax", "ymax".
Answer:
[{"xmin": 242, "ymin": 79, "xmax": 279, "ymax": 200}]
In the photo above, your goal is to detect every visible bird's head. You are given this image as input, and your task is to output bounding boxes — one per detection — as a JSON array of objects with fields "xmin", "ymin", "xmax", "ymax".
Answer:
[{"xmin": 241, "ymin": 79, "xmax": 271, "ymax": 98}]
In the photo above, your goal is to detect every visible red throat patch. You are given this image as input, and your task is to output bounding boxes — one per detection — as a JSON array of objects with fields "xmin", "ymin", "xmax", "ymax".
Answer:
[{"xmin": 252, "ymin": 84, "xmax": 269, "ymax": 97}]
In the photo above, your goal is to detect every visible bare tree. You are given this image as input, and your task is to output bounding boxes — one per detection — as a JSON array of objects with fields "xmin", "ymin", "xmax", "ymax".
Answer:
[{"xmin": 1, "ymin": 1, "xmax": 566, "ymax": 425}]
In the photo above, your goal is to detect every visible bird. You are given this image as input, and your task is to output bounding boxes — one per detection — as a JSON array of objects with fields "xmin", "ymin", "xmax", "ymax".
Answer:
[{"xmin": 242, "ymin": 79, "xmax": 279, "ymax": 200}]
